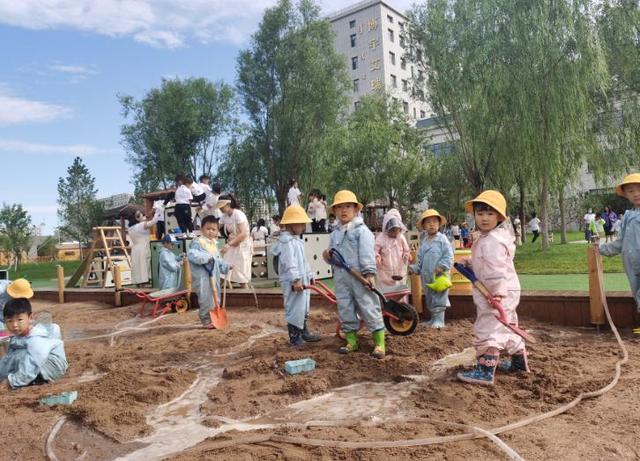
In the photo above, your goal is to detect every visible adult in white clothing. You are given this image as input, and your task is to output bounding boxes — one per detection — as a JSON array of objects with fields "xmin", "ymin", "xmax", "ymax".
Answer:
[
  {"xmin": 287, "ymin": 179, "xmax": 302, "ymax": 206},
  {"xmin": 218, "ymin": 195, "xmax": 252, "ymax": 288},
  {"xmin": 201, "ymin": 183, "xmax": 222, "ymax": 218},
  {"xmin": 583, "ymin": 208, "xmax": 596, "ymax": 241},
  {"xmin": 128, "ymin": 208, "xmax": 160, "ymax": 286}
]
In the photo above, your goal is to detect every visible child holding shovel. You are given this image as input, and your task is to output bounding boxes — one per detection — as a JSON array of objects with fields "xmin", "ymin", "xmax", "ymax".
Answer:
[
  {"xmin": 599, "ymin": 173, "xmax": 640, "ymax": 313},
  {"xmin": 457, "ymin": 190, "xmax": 528, "ymax": 386},
  {"xmin": 271, "ymin": 205, "xmax": 321, "ymax": 346},
  {"xmin": 408, "ymin": 209, "xmax": 453, "ymax": 329},
  {"xmin": 188, "ymin": 215, "xmax": 231, "ymax": 329},
  {"xmin": 322, "ymin": 190, "xmax": 386, "ymax": 359}
]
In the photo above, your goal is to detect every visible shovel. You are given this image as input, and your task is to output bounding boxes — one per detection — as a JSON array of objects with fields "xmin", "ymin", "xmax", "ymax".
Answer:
[
  {"xmin": 453, "ymin": 262, "xmax": 536, "ymax": 343},
  {"xmin": 205, "ymin": 261, "xmax": 228, "ymax": 329},
  {"xmin": 327, "ymin": 248, "xmax": 416, "ymax": 322}
]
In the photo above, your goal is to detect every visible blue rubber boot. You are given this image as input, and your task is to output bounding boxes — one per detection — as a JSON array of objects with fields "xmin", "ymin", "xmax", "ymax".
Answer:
[
  {"xmin": 301, "ymin": 319, "xmax": 321, "ymax": 342},
  {"xmin": 499, "ymin": 350, "xmax": 529, "ymax": 373},
  {"xmin": 458, "ymin": 354, "xmax": 499, "ymax": 386},
  {"xmin": 287, "ymin": 324, "xmax": 305, "ymax": 347},
  {"xmin": 425, "ymin": 306, "xmax": 446, "ymax": 329}
]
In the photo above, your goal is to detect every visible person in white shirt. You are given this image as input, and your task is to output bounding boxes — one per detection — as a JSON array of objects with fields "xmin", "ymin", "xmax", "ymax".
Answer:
[
  {"xmin": 251, "ymin": 219, "xmax": 269, "ymax": 247},
  {"xmin": 129, "ymin": 208, "xmax": 161, "ymax": 286},
  {"xmin": 528, "ymin": 213, "xmax": 542, "ymax": 243},
  {"xmin": 202, "ymin": 183, "xmax": 222, "ymax": 218},
  {"xmin": 174, "ymin": 175, "xmax": 194, "ymax": 237},
  {"xmin": 186, "ymin": 177, "xmax": 206, "ymax": 203},
  {"xmin": 269, "ymin": 215, "xmax": 281, "ymax": 241},
  {"xmin": 315, "ymin": 194, "xmax": 328, "ymax": 232},
  {"xmin": 307, "ymin": 192, "xmax": 318, "ymax": 231},
  {"xmin": 218, "ymin": 194, "xmax": 253, "ymax": 288},
  {"xmin": 583, "ymin": 208, "xmax": 596, "ymax": 241},
  {"xmin": 199, "ymin": 175, "xmax": 213, "ymax": 196},
  {"xmin": 287, "ymin": 179, "xmax": 302, "ymax": 206}
]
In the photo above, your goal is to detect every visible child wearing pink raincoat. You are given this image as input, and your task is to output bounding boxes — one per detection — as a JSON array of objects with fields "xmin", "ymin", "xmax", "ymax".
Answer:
[
  {"xmin": 457, "ymin": 190, "xmax": 528, "ymax": 386},
  {"xmin": 374, "ymin": 209, "xmax": 411, "ymax": 290}
]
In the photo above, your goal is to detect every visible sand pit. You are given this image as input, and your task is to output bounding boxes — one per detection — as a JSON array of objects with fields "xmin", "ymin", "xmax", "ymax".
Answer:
[{"xmin": 1, "ymin": 300, "xmax": 639, "ymax": 460}]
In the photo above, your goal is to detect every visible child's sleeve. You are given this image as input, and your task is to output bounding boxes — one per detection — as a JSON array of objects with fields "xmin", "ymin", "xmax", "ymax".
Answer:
[
  {"xmin": 439, "ymin": 237, "xmax": 454, "ymax": 271},
  {"xmin": 358, "ymin": 228, "xmax": 377, "ymax": 275},
  {"xmin": 401, "ymin": 234, "xmax": 411, "ymax": 263},
  {"xmin": 188, "ymin": 240, "xmax": 212, "ymax": 265},
  {"xmin": 160, "ymin": 252, "xmax": 181, "ymax": 273},
  {"xmin": 374, "ymin": 234, "xmax": 383, "ymax": 266},
  {"xmin": 8, "ymin": 337, "xmax": 53, "ymax": 388},
  {"xmin": 216, "ymin": 256, "xmax": 231, "ymax": 275},
  {"xmin": 0, "ymin": 354, "xmax": 11, "ymax": 381},
  {"xmin": 279, "ymin": 243, "xmax": 301, "ymax": 281},
  {"xmin": 409, "ymin": 243, "xmax": 423, "ymax": 275}
]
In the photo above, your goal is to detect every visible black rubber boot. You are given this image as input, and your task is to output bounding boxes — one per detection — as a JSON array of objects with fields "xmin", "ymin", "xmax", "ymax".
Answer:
[
  {"xmin": 287, "ymin": 324, "xmax": 305, "ymax": 347},
  {"xmin": 301, "ymin": 321, "xmax": 321, "ymax": 342}
]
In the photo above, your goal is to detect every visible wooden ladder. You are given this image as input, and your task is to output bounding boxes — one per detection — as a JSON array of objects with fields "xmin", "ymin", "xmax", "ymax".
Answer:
[{"xmin": 80, "ymin": 226, "xmax": 132, "ymax": 288}]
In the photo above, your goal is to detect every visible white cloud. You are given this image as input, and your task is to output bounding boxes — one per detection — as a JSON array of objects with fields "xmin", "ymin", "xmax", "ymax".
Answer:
[
  {"xmin": 48, "ymin": 64, "xmax": 96, "ymax": 76},
  {"xmin": 0, "ymin": 1, "xmax": 416, "ymax": 49},
  {"xmin": 0, "ymin": 139, "xmax": 106, "ymax": 156},
  {"xmin": 0, "ymin": 89, "xmax": 72, "ymax": 125}
]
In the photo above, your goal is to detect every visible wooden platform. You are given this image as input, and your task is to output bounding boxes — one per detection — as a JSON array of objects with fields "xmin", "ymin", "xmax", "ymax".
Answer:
[{"xmin": 33, "ymin": 287, "xmax": 639, "ymax": 328}]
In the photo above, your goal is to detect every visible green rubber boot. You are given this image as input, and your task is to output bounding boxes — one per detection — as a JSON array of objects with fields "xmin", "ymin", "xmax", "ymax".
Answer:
[
  {"xmin": 371, "ymin": 329, "xmax": 386, "ymax": 359},
  {"xmin": 338, "ymin": 331, "xmax": 358, "ymax": 354}
]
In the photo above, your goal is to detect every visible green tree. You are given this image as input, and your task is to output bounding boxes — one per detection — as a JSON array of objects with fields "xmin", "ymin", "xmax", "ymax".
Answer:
[
  {"xmin": 57, "ymin": 157, "xmax": 104, "ymax": 248},
  {"xmin": 0, "ymin": 204, "xmax": 34, "ymax": 269},
  {"xmin": 236, "ymin": 0, "xmax": 349, "ymax": 212},
  {"xmin": 120, "ymin": 77, "xmax": 237, "ymax": 194},
  {"xmin": 329, "ymin": 93, "xmax": 432, "ymax": 215}
]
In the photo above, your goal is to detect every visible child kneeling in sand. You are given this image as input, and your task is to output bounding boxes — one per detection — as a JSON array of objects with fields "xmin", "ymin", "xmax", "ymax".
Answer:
[
  {"xmin": 457, "ymin": 191, "xmax": 529, "ymax": 386},
  {"xmin": 188, "ymin": 215, "xmax": 231, "ymax": 329},
  {"xmin": 272, "ymin": 205, "xmax": 321, "ymax": 346},
  {"xmin": 323, "ymin": 190, "xmax": 386, "ymax": 359},
  {"xmin": 0, "ymin": 298, "xmax": 68, "ymax": 389}
]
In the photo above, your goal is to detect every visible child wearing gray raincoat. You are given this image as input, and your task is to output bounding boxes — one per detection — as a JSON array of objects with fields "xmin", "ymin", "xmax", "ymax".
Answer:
[
  {"xmin": 158, "ymin": 234, "xmax": 184, "ymax": 291},
  {"xmin": 599, "ymin": 173, "xmax": 640, "ymax": 312},
  {"xmin": 271, "ymin": 205, "xmax": 321, "ymax": 346},
  {"xmin": 0, "ymin": 298, "xmax": 68, "ymax": 388},
  {"xmin": 188, "ymin": 216, "xmax": 231, "ymax": 329}
]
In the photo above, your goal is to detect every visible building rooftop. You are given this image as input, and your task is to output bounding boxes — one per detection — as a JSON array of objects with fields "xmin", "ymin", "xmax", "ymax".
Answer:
[{"xmin": 327, "ymin": 0, "xmax": 407, "ymax": 23}]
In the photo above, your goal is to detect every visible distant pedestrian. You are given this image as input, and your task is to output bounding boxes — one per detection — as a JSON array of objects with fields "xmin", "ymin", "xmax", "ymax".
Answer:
[
  {"xmin": 287, "ymin": 179, "xmax": 302, "ymax": 206},
  {"xmin": 528, "ymin": 213, "xmax": 541, "ymax": 243},
  {"xmin": 583, "ymin": 208, "xmax": 596, "ymax": 241}
]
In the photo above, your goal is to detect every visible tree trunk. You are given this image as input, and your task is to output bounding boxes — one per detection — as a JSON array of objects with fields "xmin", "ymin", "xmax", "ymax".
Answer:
[
  {"xmin": 559, "ymin": 187, "xmax": 567, "ymax": 244},
  {"xmin": 519, "ymin": 182, "xmax": 526, "ymax": 244},
  {"xmin": 540, "ymin": 177, "xmax": 550, "ymax": 250}
]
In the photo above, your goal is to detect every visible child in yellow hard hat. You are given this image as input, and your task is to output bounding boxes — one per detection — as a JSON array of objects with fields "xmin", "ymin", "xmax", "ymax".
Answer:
[
  {"xmin": 271, "ymin": 205, "xmax": 321, "ymax": 346},
  {"xmin": 457, "ymin": 191, "xmax": 528, "ymax": 386},
  {"xmin": 322, "ymin": 190, "xmax": 386, "ymax": 359},
  {"xmin": 599, "ymin": 173, "xmax": 640, "ymax": 313},
  {"xmin": 408, "ymin": 209, "xmax": 453, "ymax": 328},
  {"xmin": 0, "ymin": 279, "xmax": 34, "ymax": 332}
]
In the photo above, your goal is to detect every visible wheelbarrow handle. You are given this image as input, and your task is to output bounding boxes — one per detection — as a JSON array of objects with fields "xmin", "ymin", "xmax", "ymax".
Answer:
[{"xmin": 303, "ymin": 284, "xmax": 337, "ymax": 305}]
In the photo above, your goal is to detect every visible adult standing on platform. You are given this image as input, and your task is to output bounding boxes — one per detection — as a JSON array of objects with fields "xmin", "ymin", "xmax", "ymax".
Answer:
[
  {"xmin": 218, "ymin": 194, "xmax": 252, "ymax": 288},
  {"xmin": 128, "ymin": 208, "xmax": 160, "ymax": 287},
  {"xmin": 287, "ymin": 179, "xmax": 302, "ymax": 206}
]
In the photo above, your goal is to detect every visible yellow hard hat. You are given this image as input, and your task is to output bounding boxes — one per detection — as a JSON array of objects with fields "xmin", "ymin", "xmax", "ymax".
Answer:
[
  {"xmin": 465, "ymin": 190, "xmax": 507, "ymax": 220},
  {"xmin": 426, "ymin": 274, "xmax": 453, "ymax": 293},
  {"xmin": 280, "ymin": 205, "xmax": 311, "ymax": 225},
  {"xmin": 7, "ymin": 278, "xmax": 33, "ymax": 299},
  {"xmin": 330, "ymin": 190, "xmax": 363, "ymax": 212},
  {"xmin": 417, "ymin": 209, "xmax": 447, "ymax": 227},
  {"xmin": 615, "ymin": 173, "xmax": 640, "ymax": 197}
]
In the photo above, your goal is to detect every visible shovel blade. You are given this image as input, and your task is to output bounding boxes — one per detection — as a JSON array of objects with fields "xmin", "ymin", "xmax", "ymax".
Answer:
[{"xmin": 209, "ymin": 306, "xmax": 229, "ymax": 329}]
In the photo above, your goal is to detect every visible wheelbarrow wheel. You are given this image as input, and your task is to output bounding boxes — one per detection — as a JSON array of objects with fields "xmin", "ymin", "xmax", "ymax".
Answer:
[
  {"xmin": 174, "ymin": 297, "xmax": 190, "ymax": 314},
  {"xmin": 383, "ymin": 309, "xmax": 418, "ymax": 336}
]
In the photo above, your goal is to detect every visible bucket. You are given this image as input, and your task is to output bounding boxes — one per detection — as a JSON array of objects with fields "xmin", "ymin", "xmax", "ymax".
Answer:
[{"xmin": 450, "ymin": 249, "xmax": 472, "ymax": 294}]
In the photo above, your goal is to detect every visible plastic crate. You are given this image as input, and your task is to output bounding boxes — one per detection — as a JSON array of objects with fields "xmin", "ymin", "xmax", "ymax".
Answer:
[{"xmin": 284, "ymin": 358, "xmax": 316, "ymax": 375}]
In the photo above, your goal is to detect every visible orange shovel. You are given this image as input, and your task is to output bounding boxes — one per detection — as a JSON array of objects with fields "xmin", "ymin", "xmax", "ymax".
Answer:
[{"xmin": 205, "ymin": 262, "xmax": 228, "ymax": 329}]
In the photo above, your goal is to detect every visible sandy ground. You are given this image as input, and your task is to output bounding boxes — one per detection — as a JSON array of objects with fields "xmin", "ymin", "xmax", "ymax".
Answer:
[{"xmin": 1, "ymin": 299, "xmax": 639, "ymax": 460}]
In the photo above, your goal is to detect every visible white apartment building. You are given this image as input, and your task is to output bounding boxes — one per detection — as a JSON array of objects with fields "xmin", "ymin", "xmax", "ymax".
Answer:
[{"xmin": 328, "ymin": 0, "xmax": 431, "ymax": 119}]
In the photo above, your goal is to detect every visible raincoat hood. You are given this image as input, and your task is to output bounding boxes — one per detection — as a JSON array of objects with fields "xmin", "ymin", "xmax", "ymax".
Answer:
[{"xmin": 382, "ymin": 209, "xmax": 407, "ymax": 232}]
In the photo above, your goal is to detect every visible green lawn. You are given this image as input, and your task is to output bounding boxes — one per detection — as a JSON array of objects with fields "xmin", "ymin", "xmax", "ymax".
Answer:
[
  {"xmin": 8, "ymin": 261, "xmax": 82, "ymax": 283},
  {"xmin": 520, "ymin": 273, "xmax": 630, "ymax": 292}
]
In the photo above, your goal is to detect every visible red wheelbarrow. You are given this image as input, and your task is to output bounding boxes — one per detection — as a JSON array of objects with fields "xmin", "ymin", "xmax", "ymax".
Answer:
[
  {"xmin": 305, "ymin": 281, "xmax": 418, "ymax": 336},
  {"xmin": 124, "ymin": 287, "xmax": 191, "ymax": 317}
]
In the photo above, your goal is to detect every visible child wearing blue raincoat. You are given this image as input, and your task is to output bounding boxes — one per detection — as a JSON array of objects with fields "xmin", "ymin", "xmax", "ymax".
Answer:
[
  {"xmin": 271, "ymin": 205, "xmax": 321, "ymax": 346},
  {"xmin": 599, "ymin": 173, "xmax": 640, "ymax": 312},
  {"xmin": 158, "ymin": 234, "xmax": 183, "ymax": 291},
  {"xmin": 322, "ymin": 190, "xmax": 386, "ymax": 359},
  {"xmin": 409, "ymin": 209, "xmax": 454, "ymax": 328},
  {"xmin": 0, "ymin": 298, "xmax": 68, "ymax": 389},
  {"xmin": 188, "ymin": 216, "xmax": 231, "ymax": 329}
]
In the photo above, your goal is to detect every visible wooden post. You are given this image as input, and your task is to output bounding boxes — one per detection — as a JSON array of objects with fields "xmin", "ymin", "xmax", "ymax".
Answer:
[
  {"xmin": 183, "ymin": 257, "xmax": 192, "ymax": 294},
  {"xmin": 56, "ymin": 265, "xmax": 65, "ymax": 304},
  {"xmin": 588, "ymin": 245, "xmax": 606, "ymax": 325},
  {"xmin": 114, "ymin": 264, "xmax": 122, "ymax": 307},
  {"xmin": 409, "ymin": 250, "xmax": 423, "ymax": 314}
]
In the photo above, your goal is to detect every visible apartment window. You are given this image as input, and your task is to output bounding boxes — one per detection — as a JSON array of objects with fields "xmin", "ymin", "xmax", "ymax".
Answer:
[
  {"xmin": 400, "ymin": 57, "xmax": 406, "ymax": 70},
  {"xmin": 388, "ymin": 28, "xmax": 394, "ymax": 42},
  {"xmin": 354, "ymin": 101, "xmax": 360, "ymax": 110},
  {"xmin": 389, "ymin": 51, "xmax": 396, "ymax": 65},
  {"xmin": 420, "ymin": 110, "xmax": 426, "ymax": 118},
  {"xmin": 390, "ymin": 74, "xmax": 397, "ymax": 88},
  {"xmin": 392, "ymin": 97, "xmax": 398, "ymax": 105},
  {"xmin": 418, "ymin": 70, "xmax": 424, "ymax": 80},
  {"xmin": 399, "ymin": 21, "xmax": 404, "ymax": 31},
  {"xmin": 402, "ymin": 79, "xmax": 408, "ymax": 91},
  {"xmin": 351, "ymin": 56, "xmax": 358, "ymax": 70},
  {"xmin": 387, "ymin": 14, "xmax": 394, "ymax": 23},
  {"xmin": 403, "ymin": 101, "xmax": 409, "ymax": 114},
  {"xmin": 349, "ymin": 19, "xmax": 356, "ymax": 29},
  {"xmin": 413, "ymin": 107, "xmax": 417, "ymax": 118},
  {"xmin": 399, "ymin": 35, "xmax": 405, "ymax": 48},
  {"xmin": 353, "ymin": 78, "xmax": 359, "ymax": 93},
  {"xmin": 350, "ymin": 34, "xmax": 357, "ymax": 47}
]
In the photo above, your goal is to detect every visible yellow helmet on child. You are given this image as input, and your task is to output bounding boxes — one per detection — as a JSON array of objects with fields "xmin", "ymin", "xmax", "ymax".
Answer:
[
  {"xmin": 330, "ymin": 190, "xmax": 363, "ymax": 212},
  {"xmin": 465, "ymin": 190, "xmax": 507, "ymax": 220},
  {"xmin": 417, "ymin": 209, "xmax": 447, "ymax": 227},
  {"xmin": 615, "ymin": 173, "xmax": 640, "ymax": 197},
  {"xmin": 7, "ymin": 278, "xmax": 33, "ymax": 299},
  {"xmin": 280, "ymin": 205, "xmax": 312, "ymax": 225}
]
